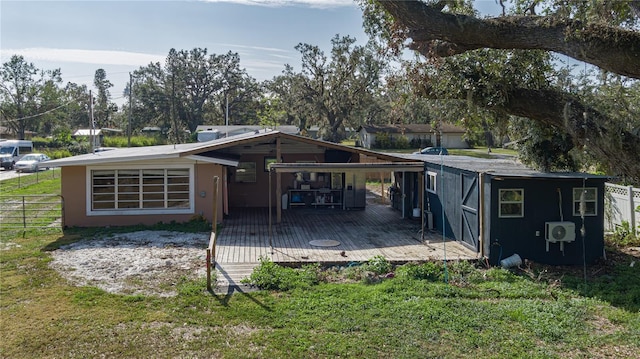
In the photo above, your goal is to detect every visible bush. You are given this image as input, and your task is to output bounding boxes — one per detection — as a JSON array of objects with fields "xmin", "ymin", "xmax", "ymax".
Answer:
[
  {"xmin": 396, "ymin": 261, "xmax": 444, "ymax": 281},
  {"xmin": 374, "ymin": 132, "xmax": 392, "ymax": 149},
  {"xmin": 43, "ymin": 149, "xmax": 72, "ymax": 159},
  {"xmin": 608, "ymin": 221, "xmax": 640, "ymax": 247},
  {"xmin": 103, "ymin": 136, "xmax": 164, "ymax": 147},
  {"xmin": 241, "ymin": 257, "xmax": 320, "ymax": 291},
  {"xmin": 363, "ymin": 255, "xmax": 392, "ymax": 275}
]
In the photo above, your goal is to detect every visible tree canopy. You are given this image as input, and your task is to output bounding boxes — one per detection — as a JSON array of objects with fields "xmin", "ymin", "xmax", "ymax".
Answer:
[
  {"xmin": 363, "ymin": 0, "xmax": 640, "ymax": 183},
  {"xmin": 2, "ymin": 1, "xmax": 638, "ymax": 184}
]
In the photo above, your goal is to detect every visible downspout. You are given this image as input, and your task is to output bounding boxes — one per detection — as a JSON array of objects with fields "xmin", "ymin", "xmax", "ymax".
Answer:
[{"xmin": 479, "ymin": 172, "xmax": 485, "ymax": 258}]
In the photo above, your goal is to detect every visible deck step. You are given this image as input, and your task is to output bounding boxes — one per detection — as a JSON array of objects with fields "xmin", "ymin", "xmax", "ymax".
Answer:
[{"xmin": 212, "ymin": 262, "xmax": 258, "ymax": 294}]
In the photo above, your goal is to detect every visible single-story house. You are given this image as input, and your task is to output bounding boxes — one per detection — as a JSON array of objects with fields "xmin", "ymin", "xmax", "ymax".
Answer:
[
  {"xmin": 46, "ymin": 129, "xmax": 423, "ymax": 228},
  {"xmin": 391, "ymin": 153, "xmax": 607, "ymax": 266},
  {"xmin": 306, "ymin": 126, "xmax": 356, "ymax": 140},
  {"xmin": 47, "ymin": 128, "xmax": 604, "ymax": 266},
  {"xmin": 73, "ymin": 129, "xmax": 103, "ymax": 147},
  {"xmin": 357, "ymin": 123, "xmax": 467, "ymax": 149},
  {"xmin": 195, "ymin": 125, "xmax": 299, "ymax": 138}
]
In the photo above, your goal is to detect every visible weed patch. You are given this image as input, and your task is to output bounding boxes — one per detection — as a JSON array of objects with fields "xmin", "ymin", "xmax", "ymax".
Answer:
[{"xmin": 241, "ymin": 257, "xmax": 320, "ymax": 291}]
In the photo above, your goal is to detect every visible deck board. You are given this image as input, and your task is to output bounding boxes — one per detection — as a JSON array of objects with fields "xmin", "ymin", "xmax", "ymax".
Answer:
[{"xmin": 215, "ymin": 202, "xmax": 478, "ymax": 266}]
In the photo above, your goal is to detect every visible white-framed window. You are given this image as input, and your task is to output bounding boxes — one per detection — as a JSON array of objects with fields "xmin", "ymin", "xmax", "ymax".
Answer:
[
  {"xmin": 425, "ymin": 171, "xmax": 437, "ymax": 194},
  {"xmin": 573, "ymin": 187, "xmax": 597, "ymax": 216},
  {"xmin": 499, "ymin": 188, "xmax": 524, "ymax": 218},
  {"xmin": 87, "ymin": 165, "xmax": 194, "ymax": 216}
]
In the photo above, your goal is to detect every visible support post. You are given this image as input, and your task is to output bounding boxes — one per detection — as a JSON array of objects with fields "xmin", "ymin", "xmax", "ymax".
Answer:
[
  {"xmin": 207, "ymin": 176, "xmax": 219, "ymax": 291},
  {"xmin": 206, "ymin": 248, "xmax": 212, "ymax": 291},
  {"xmin": 419, "ymin": 172, "xmax": 425, "ymax": 242},
  {"xmin": 380, "ymin": 172, "xmax": 385, "ymax": 204},
  {"xmin": 276, "ymin": 137, "xmax": 282, "ymax": 223},
  {"xmin": 629, "ymin": 186, "xmax": 637, "ymax": 236},
  {"xmin": 269, "ymin": 170, "xmax": 273, "ymax": 254}
]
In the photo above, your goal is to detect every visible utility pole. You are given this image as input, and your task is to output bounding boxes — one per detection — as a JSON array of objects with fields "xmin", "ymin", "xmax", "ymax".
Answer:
[
  {"xmin": 128, "ymin": 72, "xmax": 133, "ymax": 147},
  {"xmin": 89, "ymin": 90, "xmax": 95, "ymax": 153}
]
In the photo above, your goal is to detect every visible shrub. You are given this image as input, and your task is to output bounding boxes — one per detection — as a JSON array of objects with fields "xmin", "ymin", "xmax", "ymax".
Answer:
[
  {"xmin": 241, "ymin": 257, "xmax": 320, "ymax": 291},
  {"xmin": 43, "ymin": 149, "xmax": 72, "ymax": 159},
  {"xmin": 363, "ymin": 255, "xmax": 392, "ymax": 275},
  {"xmin": 103, "ymin": 136, "xmax": 164, "ymax": 148},
  {"xmin": 608, "ymin": 221, "xmax": 640, "ymax": 247},
  {"xmin": 394, "ymin": 135, "xmax": 410, "ymax": 149},
  {"xmin": 374, "ymin": 132, "xmax": 391, "ymax": 149},
  {"xmin": 396, "ymin": 261, "xmax": 444, "ymax": 281}
]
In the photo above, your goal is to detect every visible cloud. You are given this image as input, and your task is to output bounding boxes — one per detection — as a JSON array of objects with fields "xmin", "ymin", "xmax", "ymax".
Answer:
[
  {"xmin": 214, "ymin": 43, "xmax": 292, "ymax": 54},
  {"xmin": 0, "ymin": 48, "xmax": 166, "ymax": 67},
  {"xmin": 200, "ymin": 0, "xmax": 355, "ymax": 9}
]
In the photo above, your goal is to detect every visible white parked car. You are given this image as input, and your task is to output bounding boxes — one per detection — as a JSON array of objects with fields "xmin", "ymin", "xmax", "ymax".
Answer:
[{"xmin": 14, "ymin": 153, "xmax": 51, "ymax": 173}]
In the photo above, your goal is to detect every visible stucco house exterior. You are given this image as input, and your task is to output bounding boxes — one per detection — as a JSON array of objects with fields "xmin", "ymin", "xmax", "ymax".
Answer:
[{"xmin": 47, "ymin": 130, "xmax": 422, "ymax": 228}]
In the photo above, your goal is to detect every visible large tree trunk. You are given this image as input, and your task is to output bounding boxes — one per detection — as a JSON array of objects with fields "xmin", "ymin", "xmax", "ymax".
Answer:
[{"xmin": 377, "ymin": 0, "xmax": 640, "ymax": 79}]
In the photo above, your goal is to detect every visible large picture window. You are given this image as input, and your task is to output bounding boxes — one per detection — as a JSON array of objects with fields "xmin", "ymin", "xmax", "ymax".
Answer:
[
  {"xmin": 499, "ymin": 189, "xmax": 524, "ymax": 218},
  {"xmin": 90, "ymin": 167, "xmax": 192, "ymax": 214},
  {"xmin": 573, "ymin": 187, "xmax": 597, "ymax": 216}
]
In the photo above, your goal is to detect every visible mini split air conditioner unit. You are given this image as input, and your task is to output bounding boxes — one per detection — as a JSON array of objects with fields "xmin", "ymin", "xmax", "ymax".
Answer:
[{"xmin": 545, "ymin": 221, "xmax": 576, "ymax": 252}]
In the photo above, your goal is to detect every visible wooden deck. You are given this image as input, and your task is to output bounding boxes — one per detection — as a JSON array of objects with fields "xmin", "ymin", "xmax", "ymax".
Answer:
[{"xmin": 215, "ymin": 203, "xmax": 478, "ymax": 265}]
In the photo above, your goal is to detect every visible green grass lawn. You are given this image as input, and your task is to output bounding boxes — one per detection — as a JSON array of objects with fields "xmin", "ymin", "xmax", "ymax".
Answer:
[
  {"xmin": 1, "ymin": 170, "xmax": 638, "ymax": 358},
  {"xmin": 1, "ymin": 227, "xmax": 639, "ymax": 358}
]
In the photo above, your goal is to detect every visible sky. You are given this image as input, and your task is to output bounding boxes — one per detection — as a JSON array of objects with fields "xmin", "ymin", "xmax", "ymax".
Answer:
[
  {"xmin": 1, "ymin": 0, "xmax": 371, "ymax": 104},
  {"xmin": 1, "ymin": 0, "xmax": 501, "ymax": 106}
]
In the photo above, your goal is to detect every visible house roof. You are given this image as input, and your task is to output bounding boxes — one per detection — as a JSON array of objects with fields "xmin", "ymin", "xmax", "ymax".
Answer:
[
  {"xmin": 394, "ymin": 153, "xmax": 608, "ymax": 179},
  {"xmin": 47, "ymin": 129, "xmax": 418, "ymax": 168},
  {"xmin": 74, "ymin": 129, "xmax": 102, "ymax": 136},
  {"xmin": 359, "ymin": 123, "xmax": 466, "ymax": 134}
]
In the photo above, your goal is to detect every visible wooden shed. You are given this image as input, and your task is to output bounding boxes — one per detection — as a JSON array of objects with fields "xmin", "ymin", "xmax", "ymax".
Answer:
[{"xmin": 395, "ymin": 154, "xmax": 607, "ymax": 266}]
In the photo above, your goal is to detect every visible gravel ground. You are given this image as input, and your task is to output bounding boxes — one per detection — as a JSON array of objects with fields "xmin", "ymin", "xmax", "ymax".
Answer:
[{"xmin": 49, "ymin": 230, "xmax": 210, "ymax": 297}]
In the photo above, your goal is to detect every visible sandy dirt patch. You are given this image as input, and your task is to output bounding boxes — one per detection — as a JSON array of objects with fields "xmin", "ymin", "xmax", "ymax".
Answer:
[{"xmin": 49, "ymin": 230, "xmax": 210, "ymax": 297}]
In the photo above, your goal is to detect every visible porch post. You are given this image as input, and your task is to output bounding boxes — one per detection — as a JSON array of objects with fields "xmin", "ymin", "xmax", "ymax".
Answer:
[
  {"xmin": 268, "ymin": 170, "xmax": 273, "ymax": 253},
  {"xmin": 419, "ymin": 171, "xmax": 425, "ymax": 241},
  {"xmin": 276, "ymin": 136, "xmax": 282, "ymax": 223},
  {"xmin": 212, "ymin": 176, "xmax": 219, "ymax": 228},
  {"xmin": 629, "ymin": 186, "xmax": 636, "ymax": 236},
  {"xmin": 380, "ymin": 172, "xmax": 385, "ymax": 204}
]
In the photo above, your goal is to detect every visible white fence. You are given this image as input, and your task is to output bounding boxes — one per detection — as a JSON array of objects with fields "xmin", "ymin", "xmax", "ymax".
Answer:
[{"xmin": 605, "ymin": 183, "xmax": 640, "ymax": 234}]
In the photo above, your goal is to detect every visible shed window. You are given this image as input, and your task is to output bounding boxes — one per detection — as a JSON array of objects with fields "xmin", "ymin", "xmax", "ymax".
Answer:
[
  {"xmin": 425, "ymin": 171, "xmax": 437, "ymax": 194},
  {"xmin": 573, "ymin": 187, "xmax": 597, "ymax": 216},
  {"xmin": 90, "ymin": 168, "xmax": 192, "ymax": 213},
  {"xmin": 499, "ymin": 189, "xmax": 524, "ymax": 218}
]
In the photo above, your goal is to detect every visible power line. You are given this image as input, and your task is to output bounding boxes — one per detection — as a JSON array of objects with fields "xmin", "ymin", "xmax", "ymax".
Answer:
[
  {"xmin": 3, "ymin": 100, "xmax": 76, "ymax": 122},
  {"xmin": 4, "ymin": 94, "xmax": 127, "ymax": 123}
]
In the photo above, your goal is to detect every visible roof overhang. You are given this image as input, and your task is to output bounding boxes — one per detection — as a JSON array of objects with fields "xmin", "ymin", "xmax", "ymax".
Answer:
[
  {"xmin": 185, "ymin": 155, "xmax": 239, "ymax": 167},
  {"xmin": 269, "ymin": 162, "xmax": 424, "ymax": 173}
]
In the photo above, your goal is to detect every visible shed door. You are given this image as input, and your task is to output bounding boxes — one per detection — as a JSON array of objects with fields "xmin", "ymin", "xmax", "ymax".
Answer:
[{"xmin": 461, "ymin": 173, "xmax": 479, "ymax": 251}]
